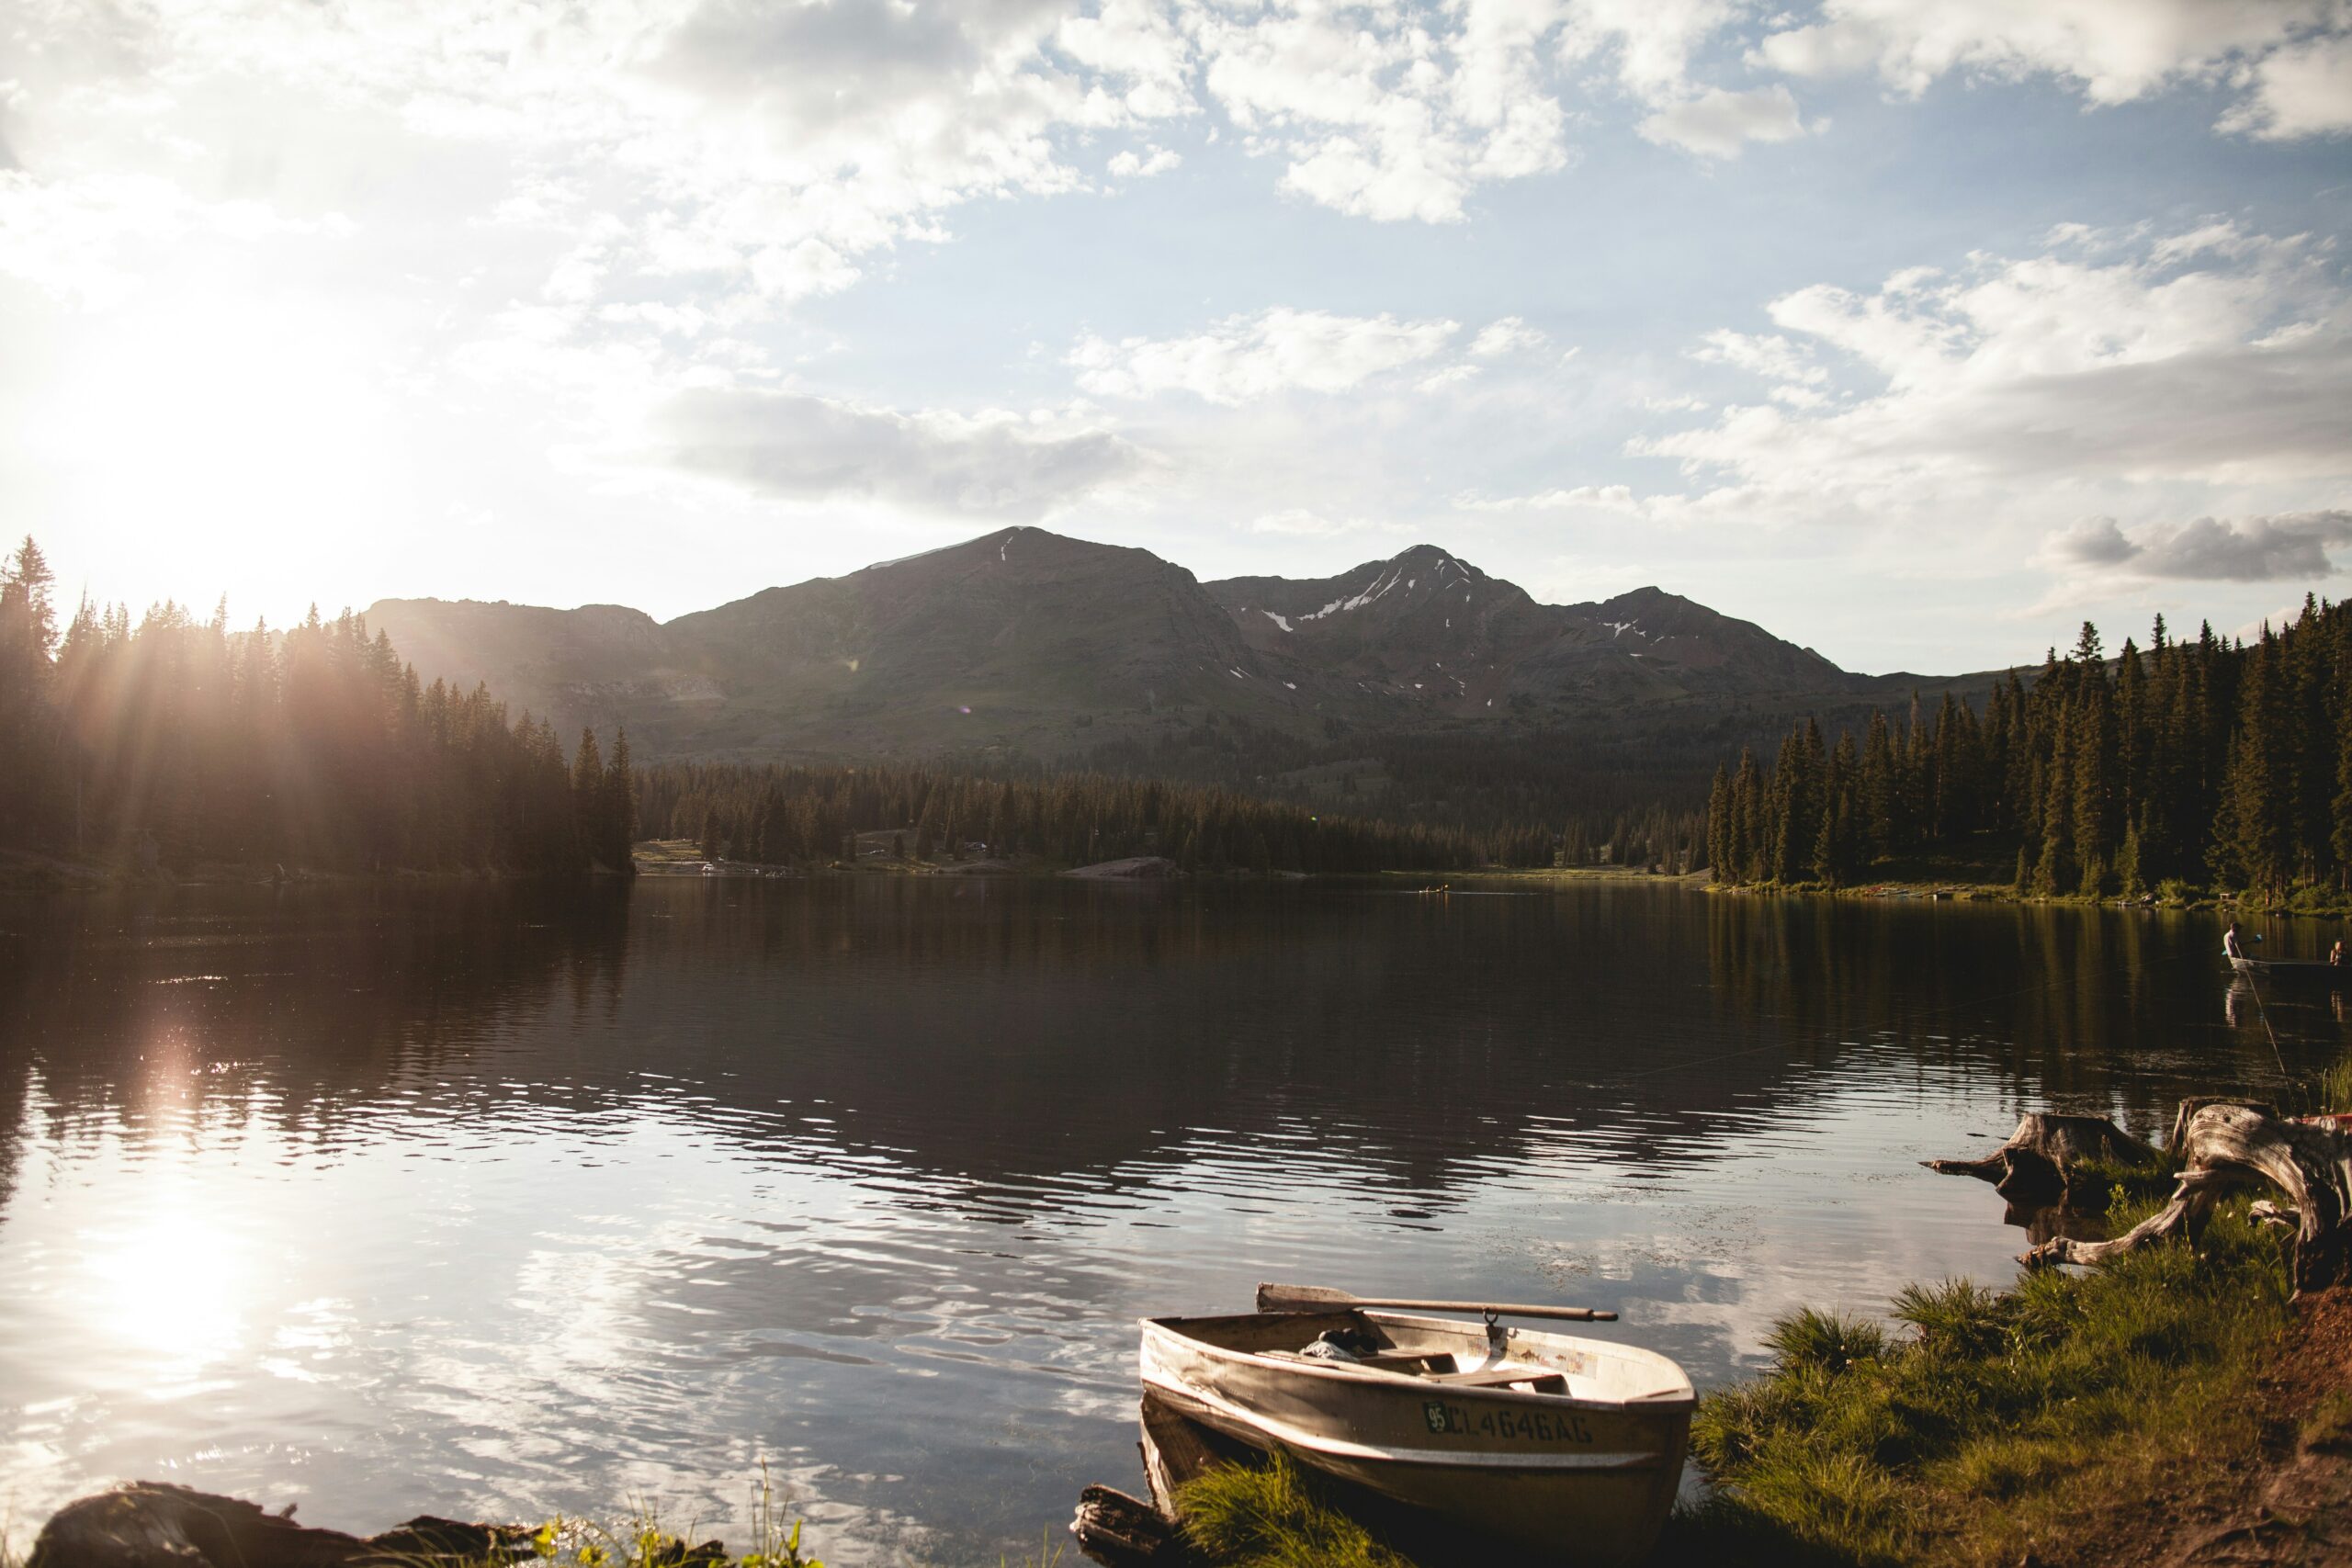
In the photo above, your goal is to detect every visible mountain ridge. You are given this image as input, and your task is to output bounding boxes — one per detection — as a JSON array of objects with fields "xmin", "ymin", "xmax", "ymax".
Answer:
[{"xmin": 364, "ymin": 526, "xmax": 1973, "ymax": 768}]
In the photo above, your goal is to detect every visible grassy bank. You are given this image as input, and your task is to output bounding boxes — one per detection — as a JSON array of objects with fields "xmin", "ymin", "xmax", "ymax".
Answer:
[{"xmin": 1677, "ymin": 1198, "xmax": 2289, "ymax": 1566}]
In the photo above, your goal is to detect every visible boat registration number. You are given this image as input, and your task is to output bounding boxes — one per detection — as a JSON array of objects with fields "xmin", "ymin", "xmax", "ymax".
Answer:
[{"xmin": 1423, "ymin": 1401, "xmax": 1595, "ymax": 1444}]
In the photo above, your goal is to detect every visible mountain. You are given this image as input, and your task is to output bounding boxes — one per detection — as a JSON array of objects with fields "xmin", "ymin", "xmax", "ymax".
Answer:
[
  {"xmin": 1206, "ymin": 544, "xmax": 1850, "ymax": 720},
  {"xmin": 365, "ymin": 527, "xmax": 1960, "ymax": 784}
]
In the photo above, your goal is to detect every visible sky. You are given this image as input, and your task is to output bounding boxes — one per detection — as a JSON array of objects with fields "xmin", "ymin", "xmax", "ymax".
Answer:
[{"xmin": 2, "ymin": 0, "xmax": 2349, "ymax": 675}]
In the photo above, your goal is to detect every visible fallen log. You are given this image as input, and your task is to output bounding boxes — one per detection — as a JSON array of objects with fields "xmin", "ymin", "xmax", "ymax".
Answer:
[
  {"xmin": 1924, "ymin": 1111, "xmax": 2163, "ymax": 1205},
  {"xmin": 2023, "ymin": 1100, "xmax": 2352, "ymax": 1295},
  {"xmin": 25, "ymin": 1483, "xmax": 532, "ymax": 1568}
]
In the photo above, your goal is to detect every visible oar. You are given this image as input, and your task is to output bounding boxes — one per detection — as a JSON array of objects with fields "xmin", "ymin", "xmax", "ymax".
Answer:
[{"xmin": 1257, "ymin": 1281, "xmax": 1616, "ymax": 1323}]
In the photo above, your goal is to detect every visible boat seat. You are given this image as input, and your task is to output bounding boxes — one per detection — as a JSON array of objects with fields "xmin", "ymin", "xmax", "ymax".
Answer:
[{"xmin": 1426, "ymin": 1367, "xmax": 1568, "ymax": 1390}]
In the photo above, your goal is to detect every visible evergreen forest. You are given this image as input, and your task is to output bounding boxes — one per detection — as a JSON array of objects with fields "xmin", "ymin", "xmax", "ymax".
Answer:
[
  {"xmin": 0, "ymin": 537, "xmax": 636, "ymax": 876},
  {"xmin": 637, "ymin": 761, "xmax": 1596, "ymax": 874},
  {"xmin": 1709, "ymin": 604, "xmax": 2352, "ymax": 903}
]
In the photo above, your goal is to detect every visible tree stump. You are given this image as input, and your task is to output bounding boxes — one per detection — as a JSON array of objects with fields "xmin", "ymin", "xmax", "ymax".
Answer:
[
  {"xmin": 2022, "ymin": 1100, "xmax": 2352, "ymax": 1296},
  {"xmin": 1923, "ymin": 1112, "xmax": 2163, "ymax": 1205}
]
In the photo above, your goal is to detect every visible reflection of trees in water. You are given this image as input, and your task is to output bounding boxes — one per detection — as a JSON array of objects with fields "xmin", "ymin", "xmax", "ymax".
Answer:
[
  {"xmin": 6, "ymin": 883, "xmax": 2321, "ymax": 1231},
  {"xmin": 0, "ymin": 884, "xmax": 633, "ymax": 1202},
  {"xmin": 2, "ymin": 882, "xmax": 1824, "ymax": 1227},
  {"xmin": 1702, "ymin": 894, "xmax": 2318, "ymax": 1143},
  {"xmin": 594, "ymin": 880, "xmax": 1834, "ymax": 1208}
]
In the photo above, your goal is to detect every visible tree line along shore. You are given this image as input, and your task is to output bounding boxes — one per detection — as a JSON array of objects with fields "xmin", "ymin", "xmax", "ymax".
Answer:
[{"xmin": 1711, "ymin": 603, "xmax": 2352, "ymax": 912}]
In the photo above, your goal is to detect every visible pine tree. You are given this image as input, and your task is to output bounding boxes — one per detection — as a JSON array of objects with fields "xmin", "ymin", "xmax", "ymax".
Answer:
[
  {"xmin": 603, "ymin": 728, "xmax": 637, "ymax": 874},
  {"xmin": 1813, "ymin": 733, "xmax": 1860, "ymax": 886},
  {"xmin": 1706, "ymin": 766, "xmax": 1733, "ymax": 884},
  {"xmin": 2034, "ymin": 723, "xmax": 2072, "ymax": 897},
  {"xmin": 2115, "ymin": 820, "xmax": 2144, "ymax": 900},
  {"xmin": 2071, "ymin": 678, "xmax": 2112, "ymax": 891},
  {"xmin": 571, "ymin": 729, "xmax": 605, "ymax": 863},
  {"xmin": 2218, "ymin": 634, "xmax": 2292, "ymax": 897},
  {"xmin": 1859, "ymin": 711, "xmax": 1896, "ymax": 861}
]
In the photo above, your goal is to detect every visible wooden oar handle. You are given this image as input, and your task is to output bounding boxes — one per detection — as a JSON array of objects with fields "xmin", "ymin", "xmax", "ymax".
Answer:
[{"xmin": 1257, "ymin": 1283, "xmax": 1616, "ymax": 1322}]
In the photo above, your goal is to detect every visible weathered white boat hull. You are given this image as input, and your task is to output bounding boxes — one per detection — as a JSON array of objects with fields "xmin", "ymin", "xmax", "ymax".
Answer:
[{"xmin": 1140, "ymin": 1310, "xmax": 1692, "ymax": 1565}]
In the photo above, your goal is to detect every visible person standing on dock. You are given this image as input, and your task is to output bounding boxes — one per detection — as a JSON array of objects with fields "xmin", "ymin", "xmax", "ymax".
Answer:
[{"xmin": 2223, "ymin": 921, "xmax": 2254, "ymax": 963}]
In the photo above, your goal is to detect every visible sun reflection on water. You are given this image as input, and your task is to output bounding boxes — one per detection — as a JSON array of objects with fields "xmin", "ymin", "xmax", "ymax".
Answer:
[{"xmin": 85, "ymin": 1205, "xmax": 251, "ymax": 1395}]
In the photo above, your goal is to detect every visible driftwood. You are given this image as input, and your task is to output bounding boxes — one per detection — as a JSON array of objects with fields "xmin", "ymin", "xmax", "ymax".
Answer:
[
  {"xmin": 2022, "ymin": 1100, "xmax": 2352, "ymax": 1294},
  {"xmin": 1069, "ymin": 1486, "xmax": 1187, "ymax": 1568},
  {"xmin": 26, "ymin": 1483, "xmax": 533, "ymax": 1568},
  {"xmin": 1923, "ymin": 1111, "xmax": 2163, "ymax": 1205}
]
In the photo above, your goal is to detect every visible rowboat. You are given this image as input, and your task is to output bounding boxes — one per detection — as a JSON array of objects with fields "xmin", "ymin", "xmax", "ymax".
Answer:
[
  {"xmin": 2232, "ymin": 955, "xmax": 2346, "ymax": 983},
  {"xmin": 1138, "ymin": 1289, "xmax": 1693, "ymax": 1564}
]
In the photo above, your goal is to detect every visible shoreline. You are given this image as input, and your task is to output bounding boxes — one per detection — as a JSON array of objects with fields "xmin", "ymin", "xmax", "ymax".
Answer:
[
  {"xmin": 0, "ymin": 849, "xmax": 636, "ymax": 894},
  {"xmin": 1705, "ymin": 876, "xmax": 2352, "ymax": 922}
]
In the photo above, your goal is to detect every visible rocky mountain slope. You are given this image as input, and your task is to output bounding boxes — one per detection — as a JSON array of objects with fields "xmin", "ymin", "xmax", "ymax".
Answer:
[
  {"xmin": 366, "ymin": 526, "xmax": 1945, "ymax": 765},
  {"xmin": 1208, "ymin": 544, "xmax": 1851, "ymax": 719}
]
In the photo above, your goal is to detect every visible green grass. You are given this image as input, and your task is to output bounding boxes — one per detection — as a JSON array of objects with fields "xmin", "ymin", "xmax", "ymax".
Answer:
[
  {"xmin": 2320, "ymin": 1052, "xmax": 2352, "ymax": 1114},
  {"xmin": 1677, "ymin": 1197, "xmax": 2291, "ymax": 1568},
  {"xmin": 1174, "ymin": 1453, "xmax": 1411, "ymax": 1568},
  {"xmin": 2062, "ymin": 1152, "xmax": 2177, "ymax": 1211}
]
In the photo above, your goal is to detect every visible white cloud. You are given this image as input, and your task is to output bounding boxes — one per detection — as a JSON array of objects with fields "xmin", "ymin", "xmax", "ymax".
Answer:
[
  {"xmin": 2052, "ymin": 512, "xmax": 2352, "ymax": 581},
  {"xmin": 0, "ymin": 172, "xmax": 349, "ymax": 308},
  {"xmin": 1559, "ymin": 0, "xmax": 1745, "ymax": 105},
  {"xmin": 657, "ymin": 388, "xmax": 1148, "ymax": 521},
  {"xmin": 1468, "ymin": 316, "xmax": 1547, "ymax": 356},
  {"xmin": 1637, "ymin": 84, "xmax": 1815, "ymax": 159},
  {"xmin": 1456, "ymin": 483, "xmax": 1653, "ymax": 515},
  {"xmin": 1553, "ymin": 1, "xmax": 1827, "ymax": 161},
  {"xmin": 1055, "ymin": 0, "xmax": 1199, "ymax": 120},
  {"xmin": 1196, "ymin": 0, "xmax": 1572, "ymax": 222},
  {"xmin": 1107, "ymin": 145, "xmax": 1182, "ymax": 177},
  {"xmin": 1249, "ymin": 508, "xmax": 1408, "ymax": 537},
  {"xmin": 1636, "ymin": 222, "xmax": 2352, "ymax": 517},
  {"xmin": 2217, "ymin": 33, "xmax": 2352, "ymax": 141},
  {"xmin": 1755, "ymin": 0, "xmax": 2349, "ymax": 138},
  {"xmin": 1069, "ymin": 308, "xmax": 1461, "ymax": 404},
  {"xmin": 4, "ymin": 0, "xmax": 1199, "ymax": 332},
  {"xmin": 1692, "ymin": 329, "xmax": 1829, "ymax": 384}
]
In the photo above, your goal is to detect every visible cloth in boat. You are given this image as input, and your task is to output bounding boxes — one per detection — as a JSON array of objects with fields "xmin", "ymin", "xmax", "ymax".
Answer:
[{"xmin": 1297, "ymin": 1327, "xmax": 1378, "ymax": 1362}]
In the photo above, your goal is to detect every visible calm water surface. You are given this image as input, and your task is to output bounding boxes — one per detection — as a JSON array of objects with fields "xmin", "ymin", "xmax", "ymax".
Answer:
[{"xmin": 0, "ymin": 879, "xmax": 2338, "ymax": 1562}]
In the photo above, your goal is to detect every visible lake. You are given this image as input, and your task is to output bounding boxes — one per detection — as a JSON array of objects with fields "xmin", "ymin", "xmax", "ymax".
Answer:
[{"xmin": 0, "ymin": 878, "xmax": 2336, "ymax": 1562}]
